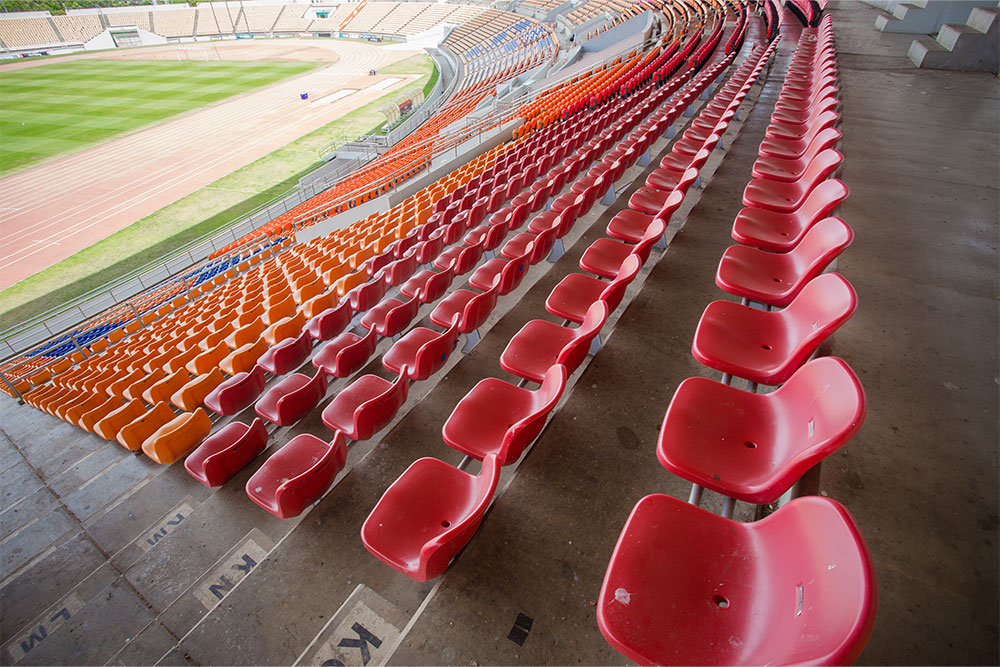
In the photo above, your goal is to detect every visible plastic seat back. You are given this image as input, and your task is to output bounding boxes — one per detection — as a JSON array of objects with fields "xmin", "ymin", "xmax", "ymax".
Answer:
[
  {"xmin": 451, "ymin": 239, "xmax": 485, "ymax": 276},
  {"xmin": 141, "ymin": 407, "xmax": 212, "ymax": 465},
  {"xmin": 204, "ymin": 364, "xmax": 267, "ymax": 416},
  {"xmin": 330, "ymin": 328, "xmax": 378, "ymax": 378},
  {"xmin": 480, "ymin": 220, "xmax": 509, "ymax": 252},
  {"xmin": 557, "ymin": 302, "xmax": 609, "ymax": 374},
  {"xmin": 221, "ymin": 337, "xmax": 269, "ymax": 376},
  {"xmin": 527, "ymin": 226, "xmax": 557, "ymax": 265},
  {"xmin": 365, "ymin": 251, "xmax": 394, "ymax": 278},
  {"xmin": 785, "ymin": 272, "xmax": 858, "ymax": 346},
  {"xmin": 350, "ymin": 369, "xmax": 409, "ymax": 440},
  {"xmin": 458, "ymin": 284, "xmax": 500, "ymax": 334},
  {"xmin": 631, "ymin": 219, "xmax": 667, "ymax": 267},
  {"xmin": 496, "ymin": 244, "xmax": 532, "ymax": 296},
  {"xmin": 262, "ymin": 293, "xmax": 296, "ymax": 325},
  {"xmin": 411, "ymin": 319, "xmax": 461, "ymax": 381},
  {"xmin": 259, "ymin": 330, "xmax": 313, "ymax": 376},
  {"xmin": 185, "ymin": 418, "xmax": 269, "ymax": 486},
  {"xmin": 263, "ymin": 311, "xmax": 307, "ymax": 346},
  {"xmin": 258, "ymin": 371, "xmax": 326, "ymax": 426},
  {"xmin": 509, "ymin": 202, "xmax": 530, "ymax": 230},
  {"xmin": 79, "ymin": 396, "xmax": 125, "ymax": 433},
  {"xmin": 498, "ymin": 364, "xmax": 567, "ymax": 465},
  {"xmin": 373, "ymin": 296, "xmax": 421, "ymax": 339},
  {"xmin": 94, "ymin": 398, "xmax": 146, "ymax": 440},
  {"xmin": 418, "ymin": 267, "xmax": 455, "ymax": 304},
  {"xmin": 379, "ymin": 254, "xmax": 418, "ymax": 286},
  {"xmin": 305, "ymin": 300, "xmax": 352, "ymax": 341},
  {"xmin": 301, "ymin": 290, "xmax": 338, "ymax": 320},
  {"xmin": 413, "ymin": 235, "xmax": 444, "ymax": 265},
  {"xmin": 599, "ymin": 255, "xmax": 642, "ymax": 313},
  {"xmin": 171, "ymin": 368, "xmax": 226, "ymax": 411},
  {"xmin": 348, "ymin": 277, "xmax": 386, "ymax": 312},
  {"xmin": 116, "ymin": 401, "xmax": 175, "ymax": 451}
]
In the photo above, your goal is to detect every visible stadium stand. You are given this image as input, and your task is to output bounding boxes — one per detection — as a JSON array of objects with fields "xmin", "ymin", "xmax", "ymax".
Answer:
[
  {"xmin": 50, "ymin": 14, "xmax": 103, "ymax": 43},
  {"xmin": 304, "ymin": 4, "xmax": 354, "ymax": 33},
  {"xmin": 268, "ymin": 3, "xmax": 310, "ymax": 32},
  {"xmin": 9, "ymin": 1, "xmax": 991, "ymax": 662},
  {"xmin": 196, "ymin": 4, "xmax": 237, "ymax": 36},
  {"xmin": 154, "ymin": 6, "xmax": 197, "ymax": 38},
  {"xmin": 237, "ymin": 4, "xmax": 283, "ymax": 33},
  {"xmin": 0, "ymin": 15, "xmax": 59, "ymax": 47},
  {"xmin": 105, "ymin": 10, "xmax": 152, "ymax": 31}
]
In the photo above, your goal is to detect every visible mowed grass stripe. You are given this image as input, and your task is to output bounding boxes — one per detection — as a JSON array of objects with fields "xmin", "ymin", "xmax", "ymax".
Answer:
[{"xmin": 0, "ymin": 59, "xmax": 318, "ymax": 175}]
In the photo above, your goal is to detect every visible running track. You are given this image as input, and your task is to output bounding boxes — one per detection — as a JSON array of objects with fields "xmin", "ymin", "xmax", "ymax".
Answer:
[{"xmin": 0, "ymin": 39, "xmax": 420, "ymax": 290}]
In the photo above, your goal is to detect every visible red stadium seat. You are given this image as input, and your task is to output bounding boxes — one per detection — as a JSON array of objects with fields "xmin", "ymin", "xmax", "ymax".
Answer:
[
  {"xmin": 716, "ymin": 217, "xmax": 853, "ymax": 307},
  {"xmin": 658, "ymin": 357, "xmax": 866, "ymax": 503},
  {"xmin": 442, "ymin": 364, "xmax": 566, "ymax": 466},
  {"xmin": 383, "ymin": 317, "xmax": 462, "ymax": 381},
  {"xmin": 204, "ymin": 364, "xmax": 267, "ymax": 416},
  {"xmin": 258, "ymin": 330, "xmax": 313, "ymax": 376},
  {"xmin": 347, "ymin": 277, "xmax": 386, "ymax": 312},
  {"xmin": 500, "ymin": 301, "xmax": 608, "ymax": 383},
  {"xmin": 246, "ymin": 432, "xmax": 348, "ymax": 519},
  {"xmin": 304, "ymin": 300, "xmax": 352, "ymax": 342},
  {"xmin": 731, "ymin": 180, "xmax": 849, "ymax": 252},
  {"xmin": 400, "ymin": 266, "xmax": 454, "ymax": 304},
  {"xmin": 692, "ymin": 273, "xmax": 858, "ymax": 385},
  {"xmin": 597, "ymin": 495, "xmax": 877, "ymax": 666},
  {"xmin": 360, "ymin": 296, "xmax": 420, "ymax": 339},
  {"xmin": 254, "ymin": 371, "xmax": 327, "ymax": 426},
  {"xmin": 321, "ymin": 368, "xmax": 408, "ymax": 441},
  {"xmin": 185, "ymin": 418, "xmax": 269, "ymax": 487},
  {"xmin": 751, "ymin": 128, "xmax": 842, "ymax": 182},
  {"xmin": 467, "ymin": 241, "xmax": 532, "ymax": 295},
  {"xmin": 429, "ymin": 284, "xmax": 500, "ymax": 350},
  {"xmin": 545, "ymin": 255, "xmax": 641, "ymax": 324},
  {"xmin": 361, "ymin": 454, "xmax": 500, "ymax": 582},
  {"xmin": 312, "ymin": 328, "xmax": 378, "ymax": 378},
  {"xmin": 741, "ymin": 149, "xmax": 842, "ymax": 213},
  {"xmin": 579, "ymin": 219, "xmax": 665, "ymax": 279}
]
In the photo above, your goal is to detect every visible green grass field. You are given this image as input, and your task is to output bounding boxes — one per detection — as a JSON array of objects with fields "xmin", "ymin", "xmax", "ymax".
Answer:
[
  {"xmin": 0, "ymin": 59, "xmax": 318, "ymax": 175},
  {"xmin": 0, "ymin": 53, "xmax": 436, "ymax": 330}
]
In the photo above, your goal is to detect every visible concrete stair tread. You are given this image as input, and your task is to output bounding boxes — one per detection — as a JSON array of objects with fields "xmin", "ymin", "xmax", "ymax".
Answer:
[{"xmin": 969, "ymin": 6, "xmax": 999, "ymax": 31}]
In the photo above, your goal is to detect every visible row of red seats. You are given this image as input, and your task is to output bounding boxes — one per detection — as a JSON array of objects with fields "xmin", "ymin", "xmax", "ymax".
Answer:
[
  {"xmin": 357, "ymin": 11, "xmax": 766, "ymax": 582},
  {"xmin": 231, "ymin": 34, "xmax": 719, "ymax": 515},
  {"xmin": 179, "ymin": 51, "xmax": 679, "ymax": 515},
  {"xmin": 597, "ymin": 16, "xmax": 879, "ymax": 666}
]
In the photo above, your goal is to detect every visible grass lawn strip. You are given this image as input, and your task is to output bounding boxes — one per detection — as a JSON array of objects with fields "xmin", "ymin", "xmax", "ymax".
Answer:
[{"xmin": 0, "ymin": 59, "xmax": 318, "ymax": 175}]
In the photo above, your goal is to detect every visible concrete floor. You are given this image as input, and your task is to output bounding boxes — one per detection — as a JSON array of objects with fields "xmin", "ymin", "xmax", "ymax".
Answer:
[{"xmin": 1, "ymin": 2, "xmax": 997, "ymax": 665}]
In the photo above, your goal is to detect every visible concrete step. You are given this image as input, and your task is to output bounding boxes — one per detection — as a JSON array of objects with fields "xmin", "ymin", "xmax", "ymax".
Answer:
[
  {"xmin": 908, "ymin": 5, "xmax": 999, "ymax": 70},
  {"xmin": 907, "ymin": 35, "xmax": 949, "ymax": 66},
  {"xmin": 876, "ymin": 0, "xmax": 996, "ymax": 33},
  {"xmin": 939, "ymin": 22, "xmax": 980, "ymax": 50},
  {"xmin": 859, "ymin": 0, "xmax": 900, "ymax": 11},
  {"xmin": 969, "ymin": 5, "xmax": 1000, "ymax": 32}
]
